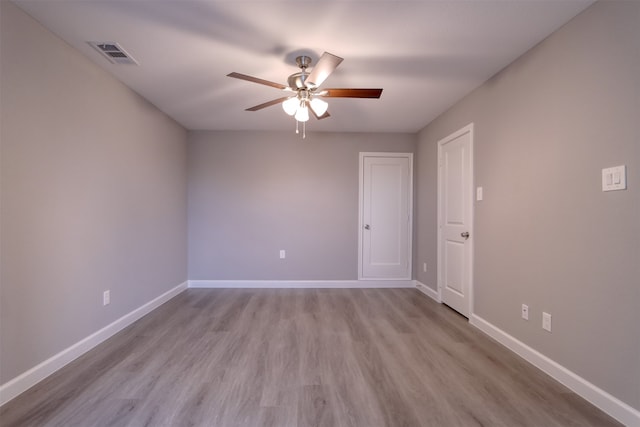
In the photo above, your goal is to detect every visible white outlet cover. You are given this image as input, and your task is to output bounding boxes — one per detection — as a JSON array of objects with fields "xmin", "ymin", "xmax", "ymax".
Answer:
[{"xmin": 476, "ymin": 187, "xmax": 483, "ymax": 201}]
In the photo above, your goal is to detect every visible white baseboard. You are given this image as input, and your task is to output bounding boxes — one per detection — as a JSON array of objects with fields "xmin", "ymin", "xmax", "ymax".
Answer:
[
  {"xmin": 470, "ymin": 314, "xmax": 640, "ymax": 427},
  {"xmin": 0, "ymin": 281, "xmax": 188, "ymax": 406},
  {"xmin": 188, "ymin": 279, "xmax": 414, "ymax": 289},
  {"xmin": 414, "ymin": 280, "xmax": 440, "ymax": 302}
]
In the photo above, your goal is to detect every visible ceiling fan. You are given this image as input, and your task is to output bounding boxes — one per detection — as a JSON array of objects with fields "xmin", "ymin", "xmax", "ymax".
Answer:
[{"xmin": 227, "ymin": 52, "xmax": 383, "ymax": 137}]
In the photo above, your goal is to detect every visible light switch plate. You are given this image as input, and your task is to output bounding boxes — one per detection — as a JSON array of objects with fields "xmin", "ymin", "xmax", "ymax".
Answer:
[
  {"xmin": 542, "ymin": 312, "xmax": 552, "ymax": 332},
  {"xmin": 602, "ymin": 165, "xmax": 626, "ymax": 191},
  {"xmin": 476, "ymin": 187, "xmax": 483, "ymax": 201}
]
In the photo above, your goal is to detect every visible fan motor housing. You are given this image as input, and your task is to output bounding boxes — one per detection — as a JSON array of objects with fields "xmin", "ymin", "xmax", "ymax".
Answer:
[
  {"xmin": 287, "ymin": 72, "xmax": 308, "ymax": 90},
  {"xmin": 287, "ymin": 55, "xmax": 314, "ymax": 89}
]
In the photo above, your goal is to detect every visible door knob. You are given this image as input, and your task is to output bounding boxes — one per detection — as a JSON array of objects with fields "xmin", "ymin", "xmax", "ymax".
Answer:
[
  {"xmin": 364, "ymin": 224, "xmax": 371, "ymax": 230},
  {"xmin": 461, "ymin": 231, "xmax": 470, "ymax": 240}
]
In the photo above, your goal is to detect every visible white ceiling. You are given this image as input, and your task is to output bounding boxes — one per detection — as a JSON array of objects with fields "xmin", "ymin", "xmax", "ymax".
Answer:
[{"xmin": 13, "ymin": 0, "xmax": 593, "ymax": 133}]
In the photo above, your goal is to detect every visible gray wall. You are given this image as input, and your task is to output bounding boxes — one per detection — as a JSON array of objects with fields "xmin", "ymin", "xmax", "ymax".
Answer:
[
  {"xmin": 0, "ymin": 2, "xmax": 188, "ymax": 383},
  {"xmin": 415, "ymin": 0, "xmax": 639, "ymax": 410},
  {"xmin": 188, "ymin": 130, "xmax": 416, "ymax": 280}
]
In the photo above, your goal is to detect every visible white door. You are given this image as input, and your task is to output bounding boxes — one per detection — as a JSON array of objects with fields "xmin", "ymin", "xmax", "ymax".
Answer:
[
  {"xmin": 359, "ymin": 153, "xmax": 412, "ymax": 280},
  {"xmin": 438, "ymin": 125, "xmax": 473, "ymax": 317}
]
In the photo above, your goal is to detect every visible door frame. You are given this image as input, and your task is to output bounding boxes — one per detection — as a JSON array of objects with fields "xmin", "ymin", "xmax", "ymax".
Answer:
[
  {"xmin": 358, "ymin": 152, "xmax": 413, "ymax": 280},
  {"xmin": 437, "ymin": 124, "xmax": 474, "ymax": 316}
]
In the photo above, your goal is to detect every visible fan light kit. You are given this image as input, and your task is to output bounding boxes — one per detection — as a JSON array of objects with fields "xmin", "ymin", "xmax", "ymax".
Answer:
[{"xmin": 228, "ymin": 52, "xmax": 383, "ymax": 138}]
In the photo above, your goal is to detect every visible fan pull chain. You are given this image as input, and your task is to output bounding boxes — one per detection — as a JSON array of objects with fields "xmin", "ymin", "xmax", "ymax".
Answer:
[
  {"xmin": 295, "ymin": 120, "xmax": 299, "ymax": 134},
  {"xmin": 303, "ymin": 121, "xmax": 306, "ymax": 139}
]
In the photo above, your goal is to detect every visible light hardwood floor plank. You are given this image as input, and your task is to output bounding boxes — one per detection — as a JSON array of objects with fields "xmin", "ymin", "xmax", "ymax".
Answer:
[{"xmin": 0, "ymin": 289, "xmax": 622, "ymax": 427}]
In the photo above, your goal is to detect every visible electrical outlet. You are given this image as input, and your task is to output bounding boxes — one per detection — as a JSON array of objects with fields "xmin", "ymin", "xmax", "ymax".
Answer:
[
  {"xmin": 103, "ymin": 290, "xmax": 110, "ymax": 306},
  {"xmin": 423, "ymin": 263, "xmax": 427, "ymax": 273},
  {"xmin": 521, "ymin": 304, "xmax": 529, "ymax": 320},
  {"xmin": 279, "ymin": 250, "xmax": 286, "ymax": 259},
  {"xmin": 542, "ymin": 312, "xmax": 552, "ymax": 332}
]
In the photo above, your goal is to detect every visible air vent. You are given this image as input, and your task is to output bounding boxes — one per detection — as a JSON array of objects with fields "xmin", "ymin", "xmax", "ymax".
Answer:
[{"xmin": 88, "ymin": 42, "xmax": 138, "ymax": 65}]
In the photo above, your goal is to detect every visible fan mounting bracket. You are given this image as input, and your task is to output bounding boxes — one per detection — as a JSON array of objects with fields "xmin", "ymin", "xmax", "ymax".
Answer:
[{"xmin": 295, "ymin": 55, "xmax": 312, "ymax": 70}]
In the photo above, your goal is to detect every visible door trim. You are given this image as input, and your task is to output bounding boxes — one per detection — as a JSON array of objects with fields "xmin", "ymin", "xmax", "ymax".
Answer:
[
  {"xmin": 358, "ymin": 152, "xmax": 413, "ymax": 280},
  {"xmin": 437, "ymin": 124, "xmax": 474, "ymax": 316}
]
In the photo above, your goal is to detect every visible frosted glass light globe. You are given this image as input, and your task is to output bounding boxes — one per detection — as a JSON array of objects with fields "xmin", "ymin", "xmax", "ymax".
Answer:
[
  {"xmin": 282, "ymin": 97, "xmax": 298, "ymax": 116},
  {"xmin": 310, "ymin": 98, "xmax": 328, "ymax": 116},
  {"xmin": 294, "ymin": 104, "xmax": 309, "ymax": 122}
]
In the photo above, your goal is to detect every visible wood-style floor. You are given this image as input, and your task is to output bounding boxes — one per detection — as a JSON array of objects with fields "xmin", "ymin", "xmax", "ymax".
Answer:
[{"xmin": 1, "ymin": 288, "xmax": 621, "ymax": 427}]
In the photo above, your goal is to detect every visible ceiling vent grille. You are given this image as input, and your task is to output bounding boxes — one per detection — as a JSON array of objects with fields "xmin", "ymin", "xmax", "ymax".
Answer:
[{"xmin": 88, "ymin": 42, "xmax": 138, "ymax": 65}]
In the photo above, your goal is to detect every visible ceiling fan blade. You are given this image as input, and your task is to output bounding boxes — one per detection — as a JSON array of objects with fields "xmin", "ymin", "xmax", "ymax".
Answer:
[
  {"xmin": 309, "ymin": 105, "xmax": 331, "ymax": 120},
  {"xmin": 245, "ymin": 96, "xmax": 290, "ymax": 111},
  {"xmin": 320, "ymin": 88, "xmax": 383, "ymax": 98},
  {"xmin": 227, "ymin": 72, "xmax": 288, "ymax": 90},
  {"xmin": 305, "ymin": 52, "xmax": 343, "ymax": 88}
]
